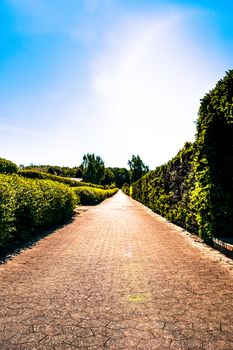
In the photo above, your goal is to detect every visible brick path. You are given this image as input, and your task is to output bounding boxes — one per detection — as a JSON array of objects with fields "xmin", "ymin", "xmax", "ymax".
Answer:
[{"xmin": 0, "ymin": 191, "xmax": 233, "ymax": 350}]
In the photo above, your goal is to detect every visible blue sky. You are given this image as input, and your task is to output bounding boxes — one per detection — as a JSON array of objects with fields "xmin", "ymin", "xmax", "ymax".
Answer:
[{"xmin": 0, "ymin": 0, "xmax": 233, "ymax": 168}]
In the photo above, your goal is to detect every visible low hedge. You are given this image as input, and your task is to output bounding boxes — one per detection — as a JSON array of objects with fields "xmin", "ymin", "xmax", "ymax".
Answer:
[
  {"xmin": 0, "ymin": 174, "xmax": 76, "ymax": 247},
  {"xmin": 122, "ymin": 183, "xmax": 130, "ymax": 195},
  {"xmin": 0, "ymin": 173, "xmax": 118, "ymax": 248},
  {"xmin": 18, "ymin": 170, "xmax": 104, "ymax": 189},
  {"xmin": 73, "ymin": 187, "xmax": 118, "ymax": 205},
  {"xmin": 0, "ymin": 158, "xmax": 18, "ymax": 174}
]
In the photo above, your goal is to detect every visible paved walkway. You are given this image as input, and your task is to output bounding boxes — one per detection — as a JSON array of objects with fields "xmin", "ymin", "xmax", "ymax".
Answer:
[{"xmin": 0, "ymin": 191, "xmax": 233, "ymax": 350}]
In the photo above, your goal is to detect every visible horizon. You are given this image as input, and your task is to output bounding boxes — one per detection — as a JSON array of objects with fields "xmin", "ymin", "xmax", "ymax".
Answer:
[{"xmin": 1, "ymin": 0, "xmax": 233, "ymax": 169}]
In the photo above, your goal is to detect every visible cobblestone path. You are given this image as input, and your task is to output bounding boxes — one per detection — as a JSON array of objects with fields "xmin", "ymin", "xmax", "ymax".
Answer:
[{"xmin": 1, "ymin": 191, "xmax": 233, "ymax": 350}]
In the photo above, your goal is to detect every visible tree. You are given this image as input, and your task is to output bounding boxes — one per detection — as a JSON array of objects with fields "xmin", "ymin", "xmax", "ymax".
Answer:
[
  {"xmin": 81, "ymin": 153, "xmax": 105, "ymax": 184},
  {"xmin": 128, "ymin": 155, "xmax": 149, "ymax": 183},
  {"xmin": 112, "ymin": 167, "xmax": 130, "ymax": 188},
  {"xmin": 102, "ymin": 168, "xmax": 115, "ymax": 186}
]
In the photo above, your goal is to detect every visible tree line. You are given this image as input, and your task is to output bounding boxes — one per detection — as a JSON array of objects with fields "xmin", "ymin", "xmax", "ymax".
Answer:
[{"xmin": 21, "ymin": 154, "xmax": 149, "ymax": 188}]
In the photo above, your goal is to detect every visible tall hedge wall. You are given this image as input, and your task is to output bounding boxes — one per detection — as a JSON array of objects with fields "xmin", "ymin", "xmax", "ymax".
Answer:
[{"xmin": 132, "ymin": 70, "xmax": 233, "ymax": 242}]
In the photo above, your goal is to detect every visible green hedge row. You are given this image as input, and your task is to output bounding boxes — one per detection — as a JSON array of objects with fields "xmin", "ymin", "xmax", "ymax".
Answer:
[
  {"xmin": 0, "ymin": 158, "xmax": 18, "ymax": 174},
  {"xmin": 132, "ymin": 70, "xmax": 233, "ymax": 242},
  {"xmin": 121, "ymin": 183, "xmax": 130, "ymax": 195},
  {"xmin": 73, "ymin": 187, "xmax": 118, "ymax": 205},
  {"xmin": 132, "ymin": 142, "xmax": 196, "ymax": 232},
  {"xmin": 0, "ymin": 174, "xmax": 76, "ymax": 247},
  {"xmin": 0, "ymin": 173, "xmax": 118, "ymax": 248},
  {"xmin": 18, "ymin": 170, "xmax": 104, "ymax": 189}
]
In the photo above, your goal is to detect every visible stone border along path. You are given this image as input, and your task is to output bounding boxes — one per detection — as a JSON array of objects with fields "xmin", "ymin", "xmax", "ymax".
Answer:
[{"xmin": 0, "ymin": 190, "xmax": 233, "ymax": 350}]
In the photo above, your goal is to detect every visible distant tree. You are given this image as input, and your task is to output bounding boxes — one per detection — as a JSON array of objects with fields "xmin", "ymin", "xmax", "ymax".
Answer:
[
  {"xmin": 112, "ymin": 168, "xmax": 130, "ymax": 188},
  {"xmin": 47, "ymin": 167, "xmax": 56, "ymax": 175},
  {"xmin": 128, "ymin": 155, "xmax": 149, "ymax": 183},
  {"xmin": 81, "ymin": 153, "xmax": 105, "ymax": 184},
  {"xmin": 102, "ymin": 167, "xmax": 115, "ymax": 186},
  {"xmin": 74, "ymin": 167, "xmax": 83, "ymax": 178}
]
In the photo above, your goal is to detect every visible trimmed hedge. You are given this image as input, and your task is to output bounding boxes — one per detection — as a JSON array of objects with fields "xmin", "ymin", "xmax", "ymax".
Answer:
[
  {"xmin": 18, "ymin": 170, "xmax": 104, "ymax": 189},
  {"xmin": 192, "ymin": 70, "xmax": 233, "ymax": 240},
  {"xmin": 0, "ymin": 174, "xmax": 76, "ymax": 247},
  {"xmin": 132, "ymin": 142, "xmax": 196, "ymax": 232},
  {"xmin": 122, "ymin": 183, "xmax": 130, "ymax": 195},
  {"xmin": 0, "ymin": 172, "xmax": 117, "ymax": 248},
  {"xmin": 132, "ymin": 70, "xmax": 233, "ymax": 242},
  {"xmin": 73, "ymin": 187, "xmax": 118, "ymax": 205},
  {"xmin": 0, "ymin": 158, "xmax": 18, "ymax": 174}
]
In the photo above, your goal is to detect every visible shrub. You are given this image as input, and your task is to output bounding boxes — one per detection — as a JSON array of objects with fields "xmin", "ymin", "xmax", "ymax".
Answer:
[
  {"xmin": 192, "ymin": 69, "xmax": 233, "ymax": 240},
  {"xmin": 0, "ymin": 177, "xmax": 17, "ymax": 246},
  {"xmin": 73, "ymin": 186, "xmax": 118, "ymax": 205},
  {"xmin": 132, "ymin": 70, "xmax": 233, "ymax": 242},
  {"xmin": 0, "ymin": 158, "xmax": 18, "ymax": 174},
  {"xmin": 0, "ymin": 174, "xmax": 76, "ymax": 246},
  {"xmin": 131, "ymin": 142, "xmax": 195, "ymax": 233},
  {"xmin": 122, "ymin": 183, "xmax": 130, "ymax": 195},
  {"xmin": 18, "ymin": 170, "xmax": 104, "ymax": 188}
]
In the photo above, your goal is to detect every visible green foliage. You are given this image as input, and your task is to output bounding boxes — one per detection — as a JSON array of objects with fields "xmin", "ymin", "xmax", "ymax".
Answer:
[
  {"xmin": 0, "ymin": 174, "xmax": 76, "ymax": 247},
  {"xmin": 132, "ymin": 70, "xmax": 233, "ymax": 242},
  {"xmin": 132, "ymin": 142, "xmax": 195, "ymax": 232},
  {"xmin": 112, "ymin": 167, "xmax": 130, "ymax": 188},
  {"xmin": 18, "ymin": 170, "xmax": 104, "ymax": 188},
  {"xmin": 102, "ymin": 167, "xmax": 115, "ymax": 186},
  {"xmin": 24, "ymin": 164, "xmax": 83, "ymax": 178},
  {"xmin": 73, "ymin": 186, "xmax": 118, "ymax": 205},
  {"xmin": 102, "ymin": 167, "xmax": 130, "ymax": 188},
  {"xmin": 81, "ymin": 153, "xmax": 105, "ymax": 185},
  {"xmin": 128, "ymin": 155, "xmax": 149, "ymax": 183},
  {"xmin": 0, "ymin": 158, "xmax": 18, "ymax": 174},
  {"xmin": 0, "ymin": 177, "xmax": 17, "ymax": 246},
  {"xmin": 193, "ymin": 69, "xmax": 233, "ymax": 240},
  {"xmin": 122, "ymin": 183, "xmax": 130, "ymax": 195}
]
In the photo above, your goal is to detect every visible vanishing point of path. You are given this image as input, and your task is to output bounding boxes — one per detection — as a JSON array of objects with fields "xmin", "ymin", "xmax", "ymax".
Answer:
[{"xmin": 1, "ymin": 191, "xmax": 233, "ymax": 350}]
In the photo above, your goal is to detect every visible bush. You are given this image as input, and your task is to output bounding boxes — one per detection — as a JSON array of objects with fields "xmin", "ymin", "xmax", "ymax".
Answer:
[
  {"xmin": 0, "ymin": 158, "xmax": 18, "ymax": 174},
  {"xmin": 122, "ymin": 183, "xmax": 130, "ymax": 195},
  {"xmin": 0, "ymin": 178, "xmax": 17, "ymax": 246},
  {"xmin": 18, "ymin": 170, "xmax": 104, "ymax": 188},
  {"xmin": 132, "ymin": 142, "xmax": 196, "ymax": 233},
  {"xmin": 0, "ymin": 174, "xmax": 76, "ymax": 247},
  {"xmin": 73, "ymin": 186, "xmax": 118, "ymax": 205},
  {"xmin": 132, "ymin": 70, "xmax": 233, "ymax": 242},
  {"xmin": 192, "ymin": 70, "xmax": 233, "ymax": 240}
]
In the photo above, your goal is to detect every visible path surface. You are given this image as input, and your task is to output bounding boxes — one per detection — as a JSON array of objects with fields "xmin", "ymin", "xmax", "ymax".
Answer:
[{"xmin": 1, "ymin": 191, "xmax": 233, "ymax": 350}]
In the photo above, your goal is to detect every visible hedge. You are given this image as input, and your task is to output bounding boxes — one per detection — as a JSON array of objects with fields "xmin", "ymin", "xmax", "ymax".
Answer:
[
  {"xmin": 132, "ymin": 142, "xmax": 196, "ymax": 232},
  {"xmin": 132, "ymin": 70, "xmax": 233, "ymax": 242},
  {"xmin": 18, "ymin": 170, "xmax": 104, "ymax": 188},
  {"xmin": 0, "ymin": 174, "xmax": 76, "ymax": 247},
  {"xmin": 0, "ymin": 158, "xmax": 18, "ymax": 174},
  {"xmin": 122, "ymin": 183, "xmax": 130, "ymax": 195},
  {"xmin": 73, "ymin": 187, "xmax": 118, "ymax": 205}
]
